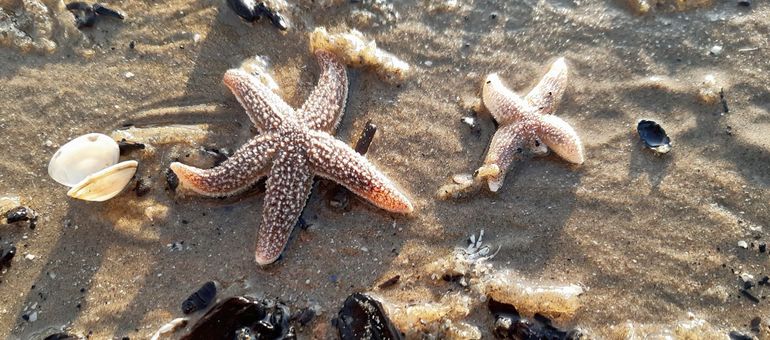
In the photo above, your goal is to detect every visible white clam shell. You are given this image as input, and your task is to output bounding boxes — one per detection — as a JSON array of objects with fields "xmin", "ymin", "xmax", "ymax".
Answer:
[
  {"xmin": 66, "ymin": 161, "xmax": 138, "ymax": 201},
  {"xmin": 48, "ymin": 133, "xmax": 120, "ymax": 187}
]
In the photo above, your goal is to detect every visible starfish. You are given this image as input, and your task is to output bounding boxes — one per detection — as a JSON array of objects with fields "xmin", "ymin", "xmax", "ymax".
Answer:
[
  {"xmin": 439, "ymin": 58, "xmax": 584, "ymax": 198},
  {"xmin": 480, "ymin": 57, "xmax": 584, "ymax": 191},
  {"xmin": 169, "ymin": 50, "xmax": 414, "ymax": 265}
]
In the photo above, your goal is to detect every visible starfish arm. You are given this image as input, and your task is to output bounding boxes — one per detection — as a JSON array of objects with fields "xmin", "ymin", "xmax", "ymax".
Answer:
[
  {"xmin": 307, "ymin": 131, "xmax": 414, "ymax": 214},
  {"xmin": 482, "ymin": 73, "xmax": 529, "ymax": 125},
  {"xmin": 169, "ymin": 133, "xmax": 278, "ymax": 197},
  {"xmin": 255, "ymin": 152, "xmax": 314, "ymax": 265},
  {"xmin": 482, "ymin": 123, "xmax": 527, "ymax": 192},
  {"xmin": 298, "ymin": 50, "xmax": 349, "ymax": 133},
  {"xmin": 525, "ymin": 57, "xmax": 569, "ymax": 115},
  {"xmin": 536, "ymin": 115, "xmax": 585, "ymax": 164},
  {"xmin": 224, "ymin": 69, "xmax": 296, "ymax": 132}
]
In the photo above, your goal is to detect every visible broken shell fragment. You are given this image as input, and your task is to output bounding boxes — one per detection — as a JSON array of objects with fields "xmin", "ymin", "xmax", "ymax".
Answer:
[
  {"xmin": 637, "ymin": 120, "xmax": 672, "ymax": 154},
  {"xmin": 66, "ymin": 160, "xmax": 138, "ymax": 201},
  {"xmin": 48, "ymin": 133, "xmax": 119, "ymax": 187}
]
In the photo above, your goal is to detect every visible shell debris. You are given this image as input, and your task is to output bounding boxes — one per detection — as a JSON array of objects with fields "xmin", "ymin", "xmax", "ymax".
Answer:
[
  {"xmin": 48, "ymin": 133, "xmax": 141, "ymax": 201},
  {"xmin": 310, "ymin": 27, "xmax": 410, "ymax": 81}
]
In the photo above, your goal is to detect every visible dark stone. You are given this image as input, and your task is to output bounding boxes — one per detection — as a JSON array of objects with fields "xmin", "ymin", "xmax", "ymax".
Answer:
[
  {"xmin": 181, "ymin": 281, "xmax": 217, "ymax": 314},
  {"xmin": 750, "ymin": 317, "xmax": 761, "ymax": 332},
  {"xmin": 182, "ymin": 296, "xmax": 292, "ymax": 340},
  {"xmin": 335, "ymin": 293, "xmax": 402, "ymax": 340},
  {"xmin": 290, "ymin": 307, "xmax": 316, "ymax": 326},
  {"xmin": 758, "ymin": 276, "xmax": 769, "ymax": 286},
  {"xmin": 737, "ymin": 0, "xmax": 751, "ymax": 7},
  {"xmin": 133, "ymin": 178, "xmax": 151, "ymax": 197},
  {"xmin": 758, "ymin": 242, "xmax": 766, "ymax": 253}
]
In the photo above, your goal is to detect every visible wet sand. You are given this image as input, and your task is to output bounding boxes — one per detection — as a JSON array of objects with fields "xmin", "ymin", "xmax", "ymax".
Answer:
[{"xmin": 1, "ymin": 0, "xmax": 769, "ymax": 338}]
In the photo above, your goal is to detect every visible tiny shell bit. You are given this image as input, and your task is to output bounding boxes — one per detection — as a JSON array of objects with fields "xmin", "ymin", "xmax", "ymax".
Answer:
[
  {"xmin": 48, "ymin": 133, "xmax": 138, "ymax": 201},
  {"xmin": 48, "ymin": 133, "xmax": 119, "ymax": 187}
]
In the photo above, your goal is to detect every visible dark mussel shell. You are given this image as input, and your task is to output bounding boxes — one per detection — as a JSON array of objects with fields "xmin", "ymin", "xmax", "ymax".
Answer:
[
  {"xmin": 182, "ymin": 296, "xmax": 292, "ymax": 339},
  {"xmin": 227, "ymin": 0, "xmax": 258, "ymax": 22},
  {"xmin": 0, "ymin": 244, "xmax": 16, "ymax": 269},
  {"xmin": 637, "ymin": 120, "xmax": 671, "ymax": 154},
  {"xmin": 181, "ymin": 281, "xmax": 217, "ymax": 314},
  {"xmin": 489, "ymin": 299, "xmax": 584, "ymax": 340},
  {"xmin": 5, "ymin": 206, "xmax": 37, "ymax": 229},
  {"xmin": 93, "ymin": 3, "xmax": 124, "ymax": 19},
  {"xmin": 334, "ymin": 293, "xmax": 402, "ymax": 340}
]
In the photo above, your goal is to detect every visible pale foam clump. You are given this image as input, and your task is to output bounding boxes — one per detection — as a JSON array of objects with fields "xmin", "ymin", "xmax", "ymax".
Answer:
[
  {"xmin": 606, "ymin": 313, "xmax": 728, "ymax": 339},
  {"xmin": 370, "ymin": 231, "xmax": 584, "ymax": 338},
  {"xmin": 309, "ymin": 27, "xmax": 410, "ymax": 81}
]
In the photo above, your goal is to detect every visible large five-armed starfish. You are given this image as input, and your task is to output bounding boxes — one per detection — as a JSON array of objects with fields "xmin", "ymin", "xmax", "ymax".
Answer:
[
  {"xmin": 479, "ymin": 57, "xmax": 585, "ymax": 192},
  {"xmin": 170, "ymin": 50, "xmax": 413, "ymax": 265}
]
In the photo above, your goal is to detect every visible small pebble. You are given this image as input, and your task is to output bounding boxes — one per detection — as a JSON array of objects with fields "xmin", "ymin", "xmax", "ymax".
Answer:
[
  {"xmin": 750, "ymin": 317, "xmax": 761, "ymax": 332},
  {"xmin": 758, "ymin": 242, "xmax": 766, "ymax": 253},
  {"xmin": 28, "ymin": 311, "xmax": 37, "ymax": 322},
  {"xmin": 124, "ymin": 71, "xmax": 135, "ymax": 78},
  {"xmin": 737, "ymin": 240, "xmax": 748, "ymax": 249},
  {"xmin": 25, "ymin": 254, "xmax": 35, "ymax": 260},
  {"xmin": 737, "ymin": 0, "xmax": 751, "ymax": 7},
  {"xmin": 709, "ymin": 45, "xmax": 723, "ymax": 56}
]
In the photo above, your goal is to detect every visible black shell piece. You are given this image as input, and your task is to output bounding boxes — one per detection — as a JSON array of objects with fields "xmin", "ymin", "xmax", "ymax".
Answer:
[
  {"xmin": 43, "ymin": 333, "xmax": 78, "ymax": 340},
  {"xmin": 5, "ymin": 206, "xmax": 37, "ymax": 229},
  {"xmin": 5, "ymin": 206, "xmax": 36, "ymax": 224},
  {"xmin": 335, "ymin": 293, "xmax": 402, "ymax": 340},
  {"xmin": 354, "ymin": 121, "xmax": 377, "ymax": 154},
  {"xmin": 182, "ymin": 296, "xmax": 292, "ymax": 340},
  {"xmin": 227, "ymin": 0, "xmax": 258, "ymax": 21},
  {"xmin": 636, "ymin": 120, "xmax": 671, "ymax": 153},
  {"xmin": 255, "ymin": 2, "xmax": 288, "ymax": 30},
  {"xmin": 165, "ymin": 168, "xmax": 179, "ymax": 191},
  {"xmin": 118, "ymin": 139, "xmax": 145, "ymax": 155},
  {"xmin": 65, "ymin": 2, "xmax": 96, "ymax": 28},
  {"xmin": 93, "ymin": 3, "xmax": 124, "ymax": 19},
  {"xmin": 489, "ymin": 299, "xmax": 583, "ymax": 340},
  {"xmin": 227, "ymin": 0, "xmax": 288, "ymax": 30},
  {"xmin": 377, "ymin": 275, "xmax": 400, "ymax": 289},
  {"xmin": 181, "ymin": 281, "xmax": 217, "ymax": 314},
  {"xmin": 0, "ymin": 245, "xmax": 16, "ymax": 269}
]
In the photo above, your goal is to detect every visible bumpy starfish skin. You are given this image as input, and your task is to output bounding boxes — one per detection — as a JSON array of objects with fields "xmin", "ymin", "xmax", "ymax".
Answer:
[
  {"xmin": 170, "ymin": 50, "xmax": 413, "ymax": 265},
  {"xmin": 481, "ymin": 58, "xmax": 584, "ymax": 192}
]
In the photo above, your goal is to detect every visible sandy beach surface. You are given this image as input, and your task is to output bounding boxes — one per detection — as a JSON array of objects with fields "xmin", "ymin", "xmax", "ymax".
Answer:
[{"xmin": 1, "ymin": 0, "xmax": 769, "ymax": 338}]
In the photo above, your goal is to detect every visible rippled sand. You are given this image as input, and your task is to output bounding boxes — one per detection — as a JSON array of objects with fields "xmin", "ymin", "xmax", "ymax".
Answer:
[{"xmin": 1, "ymin": 0, "xmax": 769, "ymax": 338}]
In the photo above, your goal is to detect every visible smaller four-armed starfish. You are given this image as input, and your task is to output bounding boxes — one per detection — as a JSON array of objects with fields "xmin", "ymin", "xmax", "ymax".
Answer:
[
  {"xmin": 480, "ymin": 57, "xmax": 584, "ymax": 191},
  {"xmin": 439, "ymin": 58, "xmax": 584, "ymax": 198},
  {"xmin": 170, "ymin": 50, "xmax": 413, "ymax": 265}
]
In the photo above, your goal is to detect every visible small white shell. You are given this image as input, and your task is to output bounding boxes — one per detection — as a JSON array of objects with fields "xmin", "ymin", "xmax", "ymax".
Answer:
[
  {"xmin": 48, "ymin": 133, "xmax": 119, "ymax": 187},
  {"xmin": 66, "ymin": 161, "xmax": 138, "ymax": 201}
]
